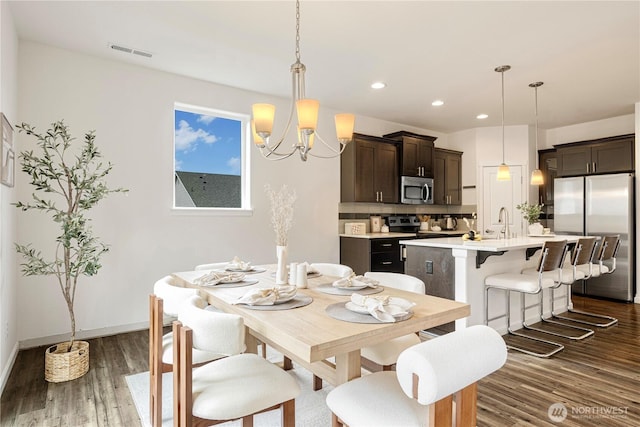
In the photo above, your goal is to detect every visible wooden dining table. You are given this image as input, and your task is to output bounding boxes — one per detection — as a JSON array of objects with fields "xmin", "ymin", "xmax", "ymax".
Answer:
[{"xmin": 171, "ymin": 266, "xmax": 470, "ymax": 387}]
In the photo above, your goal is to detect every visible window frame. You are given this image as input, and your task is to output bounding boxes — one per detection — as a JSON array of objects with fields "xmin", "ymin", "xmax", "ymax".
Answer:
[{"xmin": 172, "ymin": 102, "xmax": 252, "ymax": 215}]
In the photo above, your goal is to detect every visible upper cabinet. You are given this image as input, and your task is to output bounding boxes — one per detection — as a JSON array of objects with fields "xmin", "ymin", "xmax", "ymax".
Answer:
[
  {"xmin": 383, "ymin": 131, "xmax": 436, "ymax": 178},
  {"xmin": 538, "ymin": 149, "xmax": 557, "ymax": 206},
  {"xmin": 434, "ymin": 148, "xmax": 462, "ymax": 205},
  {"xmin": 341, "ymin": 133, "xmax": 399, "ymax": 203},
  {"xmin": 556, "ymin": 134, "xmax": 634, "ymax": 177}
]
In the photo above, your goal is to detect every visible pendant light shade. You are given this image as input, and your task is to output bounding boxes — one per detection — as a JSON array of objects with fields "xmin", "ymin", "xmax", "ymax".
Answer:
[
  {"xmin": 530, "ymin": 168, "xmax": 544, "ymax": 185},
  {"xmin": 529, "ymin": 81, "xmax": 544, "ymax": 186},
  {"xmin": 495, "ymin": 65, "xmax": 511, "ymax": 181}
]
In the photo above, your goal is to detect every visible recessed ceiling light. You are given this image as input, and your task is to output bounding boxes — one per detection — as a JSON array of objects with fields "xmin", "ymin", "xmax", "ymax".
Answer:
[
  {"xmin": 371, "ymin": 82, "xmax": 386, "ymax": 89},
  {"xmin": 432, "ymin": 100, "xmax": 444, "ymax": 106},
  {"xmin": 477, "ymin": 114, "xmax": 489, "ymax": 119}
]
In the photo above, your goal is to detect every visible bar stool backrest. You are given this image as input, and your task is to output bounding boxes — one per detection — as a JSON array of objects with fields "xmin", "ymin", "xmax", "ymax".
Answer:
[
  {"xmin": 598, "ymin": 235, "xmax": 620, "ymax": 262},
  {"xmin": 573, "ymin": 237, "xmax": 598, "ymax": 266},
  {"xmin": 536, "ymin": 240, "xmax": 568, "ymax": 272}
]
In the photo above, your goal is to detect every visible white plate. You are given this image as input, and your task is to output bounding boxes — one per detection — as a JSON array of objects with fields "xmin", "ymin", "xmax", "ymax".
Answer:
[
  {"xmin": 226, "ymin": 266, "xmax": 254, "ymax": 272},
  {"xmin": 335, "ymin": 283, "xmax": 369, "ymax": 291}
]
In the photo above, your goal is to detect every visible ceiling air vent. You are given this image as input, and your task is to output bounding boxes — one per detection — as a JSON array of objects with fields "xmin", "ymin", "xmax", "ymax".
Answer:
[{"xmin": 109, "ymin": 43, "xmax": 152, "ymax": 58}]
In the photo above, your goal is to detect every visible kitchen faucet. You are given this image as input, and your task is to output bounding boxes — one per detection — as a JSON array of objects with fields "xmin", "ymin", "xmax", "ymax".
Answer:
[{"xmin": 498, "ymin": 207, "xmax": 510, "ymax": 239}]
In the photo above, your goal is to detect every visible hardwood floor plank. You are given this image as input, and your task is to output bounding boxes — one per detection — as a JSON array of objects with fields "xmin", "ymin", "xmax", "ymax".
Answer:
[{"xmin": 1, "ymin": 297, "xmax": 638, "ymax": 426}]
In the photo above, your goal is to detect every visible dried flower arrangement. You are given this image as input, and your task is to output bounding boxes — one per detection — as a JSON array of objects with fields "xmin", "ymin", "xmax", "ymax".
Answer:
[{"xmin": 265, "ymin": 184, "xmax": 297, "ymax": 246}]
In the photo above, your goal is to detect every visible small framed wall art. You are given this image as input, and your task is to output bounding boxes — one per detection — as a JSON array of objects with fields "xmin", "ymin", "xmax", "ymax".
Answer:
[{"xmin": 1, "ymin": 113, "xmax": 15, "ymax": 187}]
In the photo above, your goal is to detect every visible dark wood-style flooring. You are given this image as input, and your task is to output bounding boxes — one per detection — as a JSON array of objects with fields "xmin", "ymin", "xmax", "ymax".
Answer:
[{"xmin": 1, "ymin": 296, "xmax": 638, "ymax": 426}]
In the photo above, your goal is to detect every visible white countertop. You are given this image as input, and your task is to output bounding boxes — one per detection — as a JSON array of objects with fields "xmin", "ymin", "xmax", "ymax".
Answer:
[{"xmin": 400, "ymin": 235, "xmax": 580, "ymax": 252}]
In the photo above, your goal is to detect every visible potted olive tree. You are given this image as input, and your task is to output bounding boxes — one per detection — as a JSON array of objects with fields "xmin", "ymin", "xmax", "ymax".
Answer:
[{"xmin": 14, "ymin": 120, "xmax": 126, "ymax": 382}]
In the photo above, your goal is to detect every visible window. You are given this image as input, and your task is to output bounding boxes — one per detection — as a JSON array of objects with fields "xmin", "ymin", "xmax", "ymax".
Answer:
[{"xmin": 173, "ymin": 103, "xmax": 250, "ymax": 211}]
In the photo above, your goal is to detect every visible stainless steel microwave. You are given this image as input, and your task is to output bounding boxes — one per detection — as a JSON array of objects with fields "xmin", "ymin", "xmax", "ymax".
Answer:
[{"xmin": 401, "ymin": 176, "xmax": 434, "ymax": 204}]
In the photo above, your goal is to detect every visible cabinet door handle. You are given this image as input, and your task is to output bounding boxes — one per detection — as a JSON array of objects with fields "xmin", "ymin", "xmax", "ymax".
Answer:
[
  {"xmin": 380, "ymin": 192, "xmax": 383, "ymax": 202},
  {"xmin": 592, "ymin": 162, "xmax": 596, "ymax": 173},
  {"xmin": 376, "ymin": 191, "xmax": 379, "ymax": 202},
  {"xmin": 381, "ymin": 261, "xmax": 392, "ymax": 265},
  {"xmin": 417, "ymin": 167, "xmax": 421, "ymax": 176},
  {"xmin": 380, "ymin": 243, "xmax": 392, "ymax": 247},
  {"xmin": 586, "ymin": 163, "xmax": 590, "ymax": 173}
]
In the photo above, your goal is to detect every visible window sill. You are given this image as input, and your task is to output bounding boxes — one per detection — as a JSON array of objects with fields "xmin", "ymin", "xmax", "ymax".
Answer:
[{"xmin": 170, "ymin": 207, "xmax": 254, "ymax": 217}]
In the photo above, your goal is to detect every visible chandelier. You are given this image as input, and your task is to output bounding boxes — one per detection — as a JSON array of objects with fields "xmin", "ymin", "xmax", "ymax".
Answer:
[
  {"xmin": 251, "ymin": 0, "xmax": 355, "ymax": 161},
  {"xmin": 529, "ymin": 81, "xmax": 544, "ymax": 185},
  {"xmin": 495, "ymin": 65, "xmax": 511, "ymax": 181}
]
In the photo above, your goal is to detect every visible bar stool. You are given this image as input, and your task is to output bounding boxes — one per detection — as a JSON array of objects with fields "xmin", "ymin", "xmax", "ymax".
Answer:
[
  {"xmin": 556, "ymin": 236, "xmax": 619, "ymax": 327},
  {"xmin": 519, "ymin": 241, "xmax": 595, "ymax": 340},
  {"xmin": 485, "ymin": 240, "xmax": 569, "ymax": 357}
]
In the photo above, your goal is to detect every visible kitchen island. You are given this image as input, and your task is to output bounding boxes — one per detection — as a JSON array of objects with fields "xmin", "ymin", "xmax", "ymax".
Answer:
[{"xmin": 401, "ymin": 235, "xmax": 580, "ymax": 334}]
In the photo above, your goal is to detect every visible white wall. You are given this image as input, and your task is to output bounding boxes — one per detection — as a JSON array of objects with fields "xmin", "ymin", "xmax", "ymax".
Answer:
[
  {"xmin": 0, "ymin": 1, "xmax": 19, "ymax": 392},
  {"xmin": 545, "ymin": 114, "xmax": 635, "ymax": 147},
  {"xmin": 15, "ymin": 41, "xmax": 444, "ymax": 348}
]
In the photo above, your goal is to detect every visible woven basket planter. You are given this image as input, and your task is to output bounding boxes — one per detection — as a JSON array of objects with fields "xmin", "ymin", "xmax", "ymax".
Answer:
[{"xmin": 44, "ymin": 341, "xmax": 89, "ymax": 382}]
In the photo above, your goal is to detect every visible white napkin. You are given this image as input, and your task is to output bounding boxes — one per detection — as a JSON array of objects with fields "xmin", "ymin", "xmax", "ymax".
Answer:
[
  {"xmin": 333, "ymin": 274, "xmax": 379, "ymax": 289},
  {"xmin": 349, "ymin": 294, "xmax": 415, "ymax": 322},
  {"xmin": 233, "ymin": 285, "xmax": 297, "ymax": 306},
  {"xmin": 227, "ymin": 256, "xmax": 252, "ymax": 271},
  {"xmin": 193, "ymin": 271, "xmax": 245, "ymax": 286}
]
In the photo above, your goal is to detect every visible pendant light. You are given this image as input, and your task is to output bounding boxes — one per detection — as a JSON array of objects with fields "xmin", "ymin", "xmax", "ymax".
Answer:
[
  {"xmin": 495, "ymin": 65, "xmax": 511, "ymax": 181},
  {"xmin": 529, "ymin": 81, "xmax": 544, "ymax": 185}
]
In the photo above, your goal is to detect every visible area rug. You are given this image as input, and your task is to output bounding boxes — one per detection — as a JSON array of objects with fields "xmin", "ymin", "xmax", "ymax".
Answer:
[{"xmin": 126, "ymin": 350, "xmax": 334, "ymax": 427}]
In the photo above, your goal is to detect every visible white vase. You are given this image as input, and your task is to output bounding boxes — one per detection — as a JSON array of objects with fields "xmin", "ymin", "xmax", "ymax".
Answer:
[
  {"xmin": 528, "ymin": 222, "xmax": 544, "ymax": 235},
  {"xmin": 275, "ymin": 245, "xmax": 288, "ymax": 284}
]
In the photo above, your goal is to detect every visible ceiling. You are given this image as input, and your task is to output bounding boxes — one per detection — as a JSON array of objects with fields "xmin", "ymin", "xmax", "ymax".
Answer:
[{"xmin": 8, "ymin": 1, "xmax": 640, "ymax": 134}]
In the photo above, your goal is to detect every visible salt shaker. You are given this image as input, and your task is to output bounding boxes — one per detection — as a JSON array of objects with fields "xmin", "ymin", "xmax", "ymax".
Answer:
[
  {"xmin": 289, "ymin": 262, "xmax": 298, "ymax": 286},
  {"xmin": 296, "ymin": 263, "xmax": 308, "ymax": 289}
]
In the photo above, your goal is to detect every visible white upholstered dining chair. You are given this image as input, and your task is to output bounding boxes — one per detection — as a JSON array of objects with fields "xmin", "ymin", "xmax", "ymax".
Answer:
[
  {"xmin": 360, "ymin": 272, "xmax": 425, "ymax": 372},
  {"xmin": 310, "ymin": 263, "xmax": 353, "ymax": 277},
  {"xmin": 173, "ymin": 295, "xmax": 301, "ymax": 427},
  {"xmin": 194, "ymin": 261, "xmax": 228, "ymax": 271},
  {"xmin": 326, "ymin": 325, "xmax": 507, "ymax": 427},
  {"xmin": 149, "ymin": 276, "xmax": 226, "ymax": 427}
]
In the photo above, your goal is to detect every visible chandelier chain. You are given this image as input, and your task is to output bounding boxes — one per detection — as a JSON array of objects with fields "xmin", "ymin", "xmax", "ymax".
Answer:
[{"xmin": 295, "ymin": 0, "xmax": 301, "ymax": 63}]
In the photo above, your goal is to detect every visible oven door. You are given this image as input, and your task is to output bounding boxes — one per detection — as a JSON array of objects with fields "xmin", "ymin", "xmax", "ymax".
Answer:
[{"xmin": 401, "ymin": 176, "xmax": 433, "ymax": 204}]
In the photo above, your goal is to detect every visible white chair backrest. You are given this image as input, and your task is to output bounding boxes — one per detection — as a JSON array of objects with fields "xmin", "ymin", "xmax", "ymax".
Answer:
[
  {"xmin": 364, "ymin": 272, "xmax": 425, "ymax": 294},
  {"xmin": 153, "ymin": 276, "xmax": 198, "ymax": 316},
  {"xmin": 194, "ymin": 262, "xmax": 228, "ymax": 271},
  {"xmin": 396, "ymin": 325, "xmax": 507, "ymax": 405},
  {"xmin": 178, "ymin": 295, "xmax": 245, "ymax": 356},
  {"xmin": 310, "ymin": 263, "xmax": 353, "ymax": 278}
]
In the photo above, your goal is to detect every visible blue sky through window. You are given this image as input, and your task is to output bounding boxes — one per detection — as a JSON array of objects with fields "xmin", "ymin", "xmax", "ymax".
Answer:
[{"xmin": 174, "ymin": 109, "xmax": 241, "ymax": 176}]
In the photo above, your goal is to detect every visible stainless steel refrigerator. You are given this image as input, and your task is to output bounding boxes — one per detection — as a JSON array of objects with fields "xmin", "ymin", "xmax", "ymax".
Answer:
[{"xmin": 554, "ymin": 173, "xmax": 635, "ymax": 301}]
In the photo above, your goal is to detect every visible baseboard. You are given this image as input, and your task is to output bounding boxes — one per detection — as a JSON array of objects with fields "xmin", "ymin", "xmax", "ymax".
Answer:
[
  {"xmin": 19, "ymin": 321, "xmax": 150, "ymax": 350},
  {"xmin": 0, "ymin": 341, "xmax": 20, "ymax": 396}
]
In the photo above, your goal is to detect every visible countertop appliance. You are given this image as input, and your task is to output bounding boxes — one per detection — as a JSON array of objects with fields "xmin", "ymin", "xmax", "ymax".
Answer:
[
  {"xmin": 554, "ymin": 173, "xmax": 635, "ymax": 301},
  {"xmin": 444, "ymin": 217, "xmax": 458, "ymax": 230},
  {"xmin": 386, "ymin": 215, "xmax": 464, "ymax": 238},
  {"xmin": 400, "ymin": 176, "xmax": 433, "ymax": 205}
]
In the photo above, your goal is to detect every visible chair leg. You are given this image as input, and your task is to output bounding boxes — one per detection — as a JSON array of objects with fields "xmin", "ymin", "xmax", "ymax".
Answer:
[
  {"xmin": 552, "ymin": 285, "xmax": 618, "ymax": 327},
  {"xmin": 523, "ymin": 288, "xmax": 594, "ymax": 340},
  {"xmin": 331, "ymin": 413, "xmax": 344, "ymax": 427},
  {"xmin": 455, "ymin": 382, "xmax": 478, "ymax": 427},
  {"xmin": 281, "ymin": 399, "xmax": 295, "ymax": 427},
  {"xmin": 313, "ymin": 375, "xmax": 323, "ymax": 391},
  {"xmin": 242, "ymin": 415, "xmax": 254, "ymax": 427},
  {"xmin": 505, "ymin": 290, "xmax": 564, "ymax": 358}
]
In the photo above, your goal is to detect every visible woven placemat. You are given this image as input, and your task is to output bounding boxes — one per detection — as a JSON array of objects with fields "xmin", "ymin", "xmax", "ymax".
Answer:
[
  {"xmin": 235, "ymin": 295, "xmax": 313, "ymax": 311},
  {"xmin": 325, "ymin": 302, "xmax": 413, "ymax": 324},
  {"xmin": 314, "ymin": 284, "xmax": 384, "ymax": 296},
  {"xmin": 197, "ymin": 279, "xmax": 259, "ymax": 289}
]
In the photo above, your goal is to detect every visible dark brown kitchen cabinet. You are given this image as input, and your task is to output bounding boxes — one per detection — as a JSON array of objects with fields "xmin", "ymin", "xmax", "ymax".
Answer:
[
  {"xmin": 538, "ymin": 149, "xmax": 557, "ymax": 206},
  {"xmin": 556, "ymin": 134, "xmax": 634, "ymax": 177},
  {"xmin": 340, "ymin": 236, "xmax": 404, "ymax": 275},
  {"xmin": 341, "ymin": 133, "xmax": 399, "ymax": 203},
  {"xmin": 383, "ymin": 131, "xmax": 436, "ymax": 178},
  {"xmin": 433, "ymin": 148, "xmax": 462, "ymax": 205}
]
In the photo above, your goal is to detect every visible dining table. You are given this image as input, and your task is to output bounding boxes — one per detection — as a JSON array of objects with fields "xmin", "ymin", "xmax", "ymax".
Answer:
[{"xmin": 170, "ymin": 265, "xmax": 470, "ymax": 387}]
